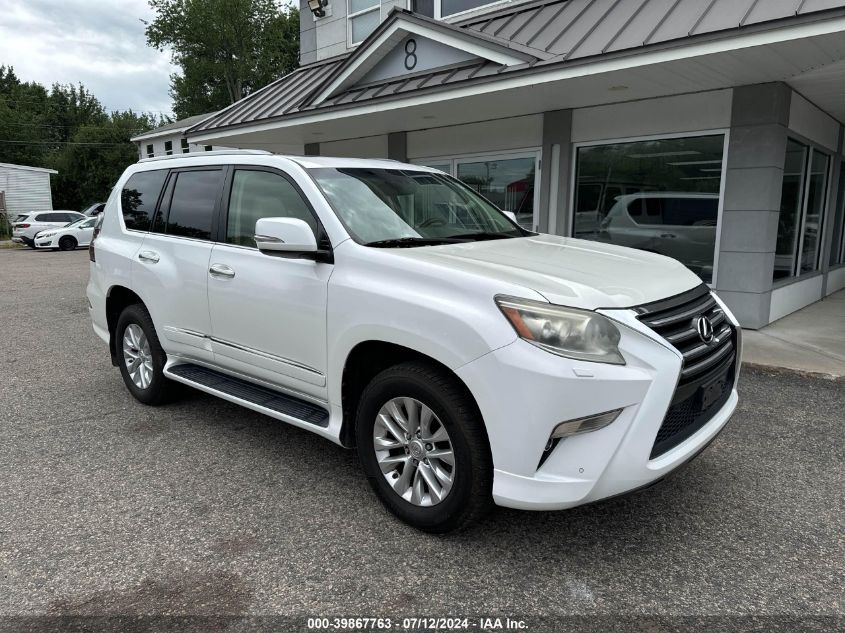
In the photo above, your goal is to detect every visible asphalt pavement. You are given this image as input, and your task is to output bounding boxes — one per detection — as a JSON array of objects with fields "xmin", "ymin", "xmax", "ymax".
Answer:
[{"xmin": 0, "ymin": 248, "xmax": 842, "ymax": 632}]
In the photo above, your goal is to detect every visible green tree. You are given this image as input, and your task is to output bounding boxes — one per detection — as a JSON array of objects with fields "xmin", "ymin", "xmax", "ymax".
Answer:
[
  {"xmin": 0, "ymin": 67, "xmax": 160, "ymax": 211},
  {"xmin": 146, "ymin": 0, "xmax": 300, "ymax": 118}
]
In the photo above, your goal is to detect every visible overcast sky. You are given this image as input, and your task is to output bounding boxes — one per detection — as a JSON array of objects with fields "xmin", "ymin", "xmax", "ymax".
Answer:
[{"xmin": 0, "ymin": 0, "xmax": 177, "ymax": 117}]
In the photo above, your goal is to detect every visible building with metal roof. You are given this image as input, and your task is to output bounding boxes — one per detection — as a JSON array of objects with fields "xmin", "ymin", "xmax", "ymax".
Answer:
[
  {"xmin": 131, "ymin": 112, "xmax": 233, "ymax": 159},
  {"xmin": 187, "ymin": 0, "xmax": 845, "ymax": 327}
]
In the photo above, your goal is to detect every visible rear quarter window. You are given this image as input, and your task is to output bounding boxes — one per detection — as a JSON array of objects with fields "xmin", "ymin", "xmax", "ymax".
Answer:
[{"xmin": 122, "ymin": 170, "xmax": 168, "ymax": 231}]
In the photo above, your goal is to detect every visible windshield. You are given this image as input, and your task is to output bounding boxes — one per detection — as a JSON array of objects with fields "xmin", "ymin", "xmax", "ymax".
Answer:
[{"xmin": 309, "ymin": 168, "xmax": 526, "ymax": 246}]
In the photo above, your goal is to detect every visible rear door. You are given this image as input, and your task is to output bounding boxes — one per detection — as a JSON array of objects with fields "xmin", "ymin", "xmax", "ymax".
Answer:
[{"xmin": 132, "ymin": 166, "xmax": 227, "ymax": 363}]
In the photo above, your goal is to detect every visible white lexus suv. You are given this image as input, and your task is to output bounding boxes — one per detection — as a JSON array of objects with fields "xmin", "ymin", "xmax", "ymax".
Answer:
[{"xmin": 87, "ymin": 151, "xmax": 741, "ymax": 532}]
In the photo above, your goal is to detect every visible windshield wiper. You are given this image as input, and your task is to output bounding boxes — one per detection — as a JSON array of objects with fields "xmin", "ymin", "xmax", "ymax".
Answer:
[
  {"xmin": 447, "ymin": 231, "xmax": 517, "ymax": 241},
  {"xmin": 365, "ymin": 237, "xmax": 462, "ymax": 248}
]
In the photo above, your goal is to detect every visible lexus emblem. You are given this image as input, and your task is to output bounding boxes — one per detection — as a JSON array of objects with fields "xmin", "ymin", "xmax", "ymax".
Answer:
[{"xmin": 696, "ymin": 315, "xmax": 715, "ymax": 344}]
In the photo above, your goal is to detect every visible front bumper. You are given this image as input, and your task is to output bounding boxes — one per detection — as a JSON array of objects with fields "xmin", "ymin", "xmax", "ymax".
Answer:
[
  {"xmin": 456, "ymin": 311, "xmax": 737, "ymax": 511},
  {"xmin": 35, "ymin": 238, "xmax": 53, "ymax": 248}
]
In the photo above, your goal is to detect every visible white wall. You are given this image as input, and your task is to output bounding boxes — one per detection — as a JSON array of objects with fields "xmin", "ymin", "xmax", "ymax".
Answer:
[
  {"xmin": 827, "ymin": 266, "xmax": 845, "ymax": 295},
  {"xmin": 0, "ymin": 166, "xmax": 53, "ymax": 214},
  {"xmin": 136, "ymin": 133, "xmax": 233, "ymax": 159},
  {"xmin": 407, "ymin": 115, "xmax": 543, "ymax": 159},
  {"xmin": 571, "ymin": 89, "xmax": 733, "ymax": 143},
  {"xmin": 770, "ymin": 275, "xmax": 825, "ymax": 322},
  {"xmin": 320, "ymin": 134, "xmax": 390, "ymax": 157},
  {"xmin": 789, "ymin": 92, "xmax": 839, "ymax": 152}
]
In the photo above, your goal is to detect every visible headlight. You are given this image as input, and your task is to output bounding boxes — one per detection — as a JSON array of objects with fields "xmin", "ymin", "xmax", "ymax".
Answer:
[{"xmin": 495, "ymin": 296, "xmax": 625, "ymax": 365}]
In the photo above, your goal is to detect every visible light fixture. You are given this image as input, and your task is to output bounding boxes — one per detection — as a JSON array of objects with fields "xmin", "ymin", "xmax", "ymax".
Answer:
[
  {"xmin": 550, "ymin": 409, "xmax": 623, "ymax": 439},
  {"xmin": 308, "ymin": 0, "xmax": 328, "ymax": 18}
]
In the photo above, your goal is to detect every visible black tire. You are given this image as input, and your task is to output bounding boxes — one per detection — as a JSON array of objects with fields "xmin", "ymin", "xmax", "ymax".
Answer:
[
  {"xmin": 25, "ymin": 238, "xmax": 36, "ymax": 249},
  {"xmin": 58, "ymin": 236, "xmax": 77, "ymax": 251},
  {"xmin": 115, "ymin": 304, "xmax": 175, "ymax": 406},
  {"xmin": 355, "ymin": 361, "xmax": 493, "ymax": 533}
]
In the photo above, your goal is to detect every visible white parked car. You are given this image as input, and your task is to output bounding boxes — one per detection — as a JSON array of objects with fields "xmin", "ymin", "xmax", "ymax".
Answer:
[
  {"xmin": 87, "ymin": 151, "xmax": 741, "ymax": 532},
  {"xmin": 35, "ymin": 215, "xmax": 99, "ymax": 251},
  {"xmin": 12, "ymin": 210, "xmax": 85, "ymax": 247},
  {"xmin": 598, "ymin": 192, "xmax": 719, "ymax": 281}
]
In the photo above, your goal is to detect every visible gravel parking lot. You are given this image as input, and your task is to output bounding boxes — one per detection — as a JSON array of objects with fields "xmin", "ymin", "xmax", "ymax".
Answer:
[{"xmin": 0, "ymin": 248, "xmax": 842, "ymax": 632}]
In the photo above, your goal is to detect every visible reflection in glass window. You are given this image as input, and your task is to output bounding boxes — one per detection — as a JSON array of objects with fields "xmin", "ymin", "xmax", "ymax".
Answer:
[
  {"xmin": 441, "ymin": 0, "xmax": 498, "ymax": 16},
  {"xmin": 456, "ymin": 157, "xmax": 536, "ymax": 230},
  {"xmin": 165, "ymin": 170, "xmax": 223, "ymax": 240},
  {"xmin": 348, "ymin": 0, "xmax": 380, "ymax": 45},
  {"xmin": 830, "ymin": 171, "xmax": 845, "ymax": 266},
  {"xmin": 800, "ymin": 151, "xmax": 829, "ymax": 275},
  {"xmin": 775, "ymin": 140, "xmax": 807, "ymax": 280},
  {"xmin": 774, "ymin": 140, "xmax": 830, "ymax": 280},
  {"xmin": 310, "ymin": 168, "xmax": 520, "ymax": 244},
  {"xmin": 121, "ymin": 170, "xmax": 168, "ymax": 231},
  {"xmin": 574, "ymin": 135, "xmax": 725, "ymax": 284}
]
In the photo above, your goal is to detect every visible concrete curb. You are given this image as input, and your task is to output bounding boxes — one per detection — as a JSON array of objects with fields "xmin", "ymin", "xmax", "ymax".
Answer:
[{"xmin": 741, "ymin": 361, "xmax": 844, "ymax": 382}]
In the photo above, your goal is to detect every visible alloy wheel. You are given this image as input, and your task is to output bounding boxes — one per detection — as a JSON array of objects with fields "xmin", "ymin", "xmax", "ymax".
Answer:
[
  {"xmin": 122, "ymin": 324, "xmax": 154, "ymax": 389},
  {"xmin": 372, "ymin": 397, "xmax": 455, "ymax": 507}
]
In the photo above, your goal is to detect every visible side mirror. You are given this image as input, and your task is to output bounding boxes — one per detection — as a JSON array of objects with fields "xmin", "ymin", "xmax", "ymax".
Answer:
[
  {"xmin": 254, "ymin": 217, "xmax": 317, "ymax": 254},
  {"xmin": 502, "ymin": 211, "xmax": 518, "ymax": 223}
]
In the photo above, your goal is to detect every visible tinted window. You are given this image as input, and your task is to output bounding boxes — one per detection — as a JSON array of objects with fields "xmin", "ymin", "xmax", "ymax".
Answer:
[
  {"xmin": 62, "ymin": 213, "xmax": 82, "ymax": 222},
  {"xmin": 122, "ymin": 170, "xmax": 167, "ymax": 231},
  {"xmin": 34, "ymin": 213, "xmax": 55, "ymax": 222},
  {"xmin": 574, "ymin": 134, "xmax": 725, "ymax": 284},
  {"xmin": 165, "ymin": 170, "xmax": 223, "ymax": 240},
  {"xmin": 226, "ymin": 170, "xmax": 316, "ymax": 247},
  {"xmin": 181, "ymin": 138, "xmax": 189, "ymax": 153}
]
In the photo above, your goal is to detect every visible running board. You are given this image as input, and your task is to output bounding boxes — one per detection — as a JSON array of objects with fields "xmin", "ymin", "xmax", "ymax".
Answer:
[{"xmin": 166, "ymin": 363, "xmax": 330, "ymax": 427}]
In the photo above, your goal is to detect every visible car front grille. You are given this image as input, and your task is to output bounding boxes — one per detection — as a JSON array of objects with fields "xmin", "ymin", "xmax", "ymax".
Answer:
[{"xmin": 635, "ymin": 285, "xmax": 737, "ymax": 458}]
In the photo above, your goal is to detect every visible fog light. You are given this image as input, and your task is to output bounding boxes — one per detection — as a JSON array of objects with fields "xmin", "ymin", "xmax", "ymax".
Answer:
[{"xmin": 551, "ymin": 409, "xmax": 622, "ymax": 439}]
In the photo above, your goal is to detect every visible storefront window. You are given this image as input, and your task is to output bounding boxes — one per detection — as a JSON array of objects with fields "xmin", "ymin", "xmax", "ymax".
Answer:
[
  {"xmin": 456, "ymin": 156, "xmax": 536, "ymax": 230},
  {"xmin": 574, "ymin": 134, "xmax": 725, "ymax": 284},
  {"xmin": 774, "ymin": 139, "xmax": 830, "ymax": 280},
  {"xmin": 830, "ymin": 170, "xmax": 845, "ymax": 266},
  {"xmin": 800, "ymin": 150, "xmax": 829, "ymax": 274}
]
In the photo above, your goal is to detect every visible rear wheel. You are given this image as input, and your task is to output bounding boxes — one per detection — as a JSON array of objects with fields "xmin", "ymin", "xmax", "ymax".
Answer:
[
  {"xmin": 115, "ymin": 304, "xmax": 175, "ymax": 405},
  {"xmin": 355, "ymin": 361, "xmax": 493, "ymax": 533},
  {"xmin": 58, "ymin": 236, "xmax": 77, "ymax": 251}
]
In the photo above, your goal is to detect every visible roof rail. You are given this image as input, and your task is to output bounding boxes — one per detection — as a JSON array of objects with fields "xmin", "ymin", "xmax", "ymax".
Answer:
[{"xmin": 138, "ymin": 149, "xmax": 273, "ymax": 163}]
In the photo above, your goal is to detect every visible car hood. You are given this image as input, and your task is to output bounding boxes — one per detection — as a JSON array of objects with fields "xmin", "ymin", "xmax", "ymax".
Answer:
[{"xmin": 388, "ymin": 234, "xmax": 703, "ymax": 310}]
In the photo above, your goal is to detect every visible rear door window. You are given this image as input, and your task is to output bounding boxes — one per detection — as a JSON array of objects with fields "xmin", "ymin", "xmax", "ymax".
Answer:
[
  {"xmin": 34, "ymin": 213, "xmax": 55, "ymax": 222},
  {"xmin": 163, "ymin": 169, "xmax": 225, "ymax": 240},
  {"xmin": 121, "ymin": 170, "xmax": 168, "ymax": 231}
]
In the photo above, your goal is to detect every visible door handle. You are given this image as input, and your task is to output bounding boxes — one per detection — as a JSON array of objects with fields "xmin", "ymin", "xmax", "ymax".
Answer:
[
  {"xmin": 138, "ymin": 250, "xmax": 160, "ymax": 263},
  {"xmin": 209, "ymin": 263, "xmax": 235, "ymax": 279}
]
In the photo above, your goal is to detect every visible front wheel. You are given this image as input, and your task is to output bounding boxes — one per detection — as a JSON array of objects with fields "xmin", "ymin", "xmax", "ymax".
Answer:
[
  {"xmin": 115, "ymin": 304, "xmax": 176, "ymax": 405},
  {"xmin": 58, "ymin": 236, "xmax": 77, "ymax": 251},
  {"xmin": 355, "ymin": 361, "xmax": 493, "ymax": 533}
]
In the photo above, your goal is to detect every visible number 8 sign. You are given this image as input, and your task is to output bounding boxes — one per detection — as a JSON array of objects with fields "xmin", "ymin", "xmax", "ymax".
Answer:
[{"xmin": 404, "ymin": 38, "xmax": 417, "ymax": 71}]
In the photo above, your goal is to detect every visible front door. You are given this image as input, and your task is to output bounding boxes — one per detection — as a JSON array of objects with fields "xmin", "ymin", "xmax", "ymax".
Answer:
[
  {"xmin": 207, "ymin": 167, "xmax": 332, "ymax": 397},
  {"xmin": 132, "ymin": 167, "xmax": 227, "ymax": 363}
]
